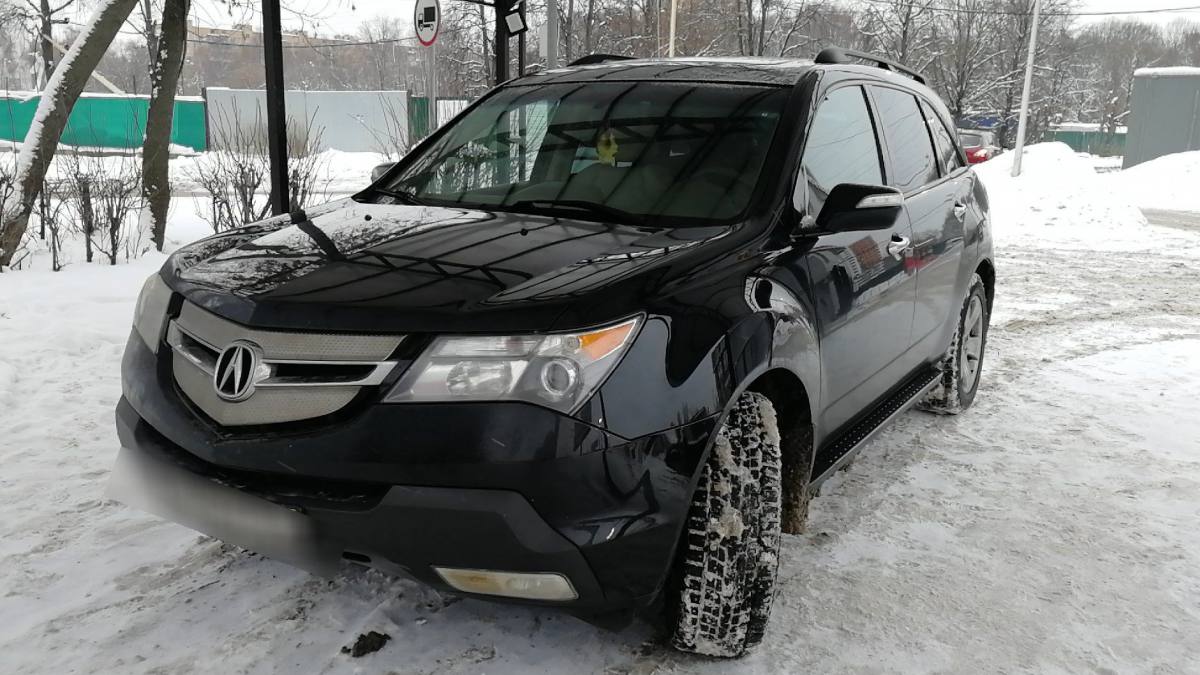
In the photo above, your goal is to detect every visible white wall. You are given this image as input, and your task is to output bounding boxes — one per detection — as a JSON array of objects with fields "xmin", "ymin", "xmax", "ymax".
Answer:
[{"xmin": 205, "ymin": 88, "xmax": 409, "ymax": 153}]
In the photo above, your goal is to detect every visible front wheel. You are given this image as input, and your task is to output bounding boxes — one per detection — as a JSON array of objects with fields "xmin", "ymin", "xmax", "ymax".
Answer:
[
  {"xmin": 668, "ymin": 391, "xmax": 782, "ymax": 658},
  {"xmin": 920, "ymin": 273, "xmax": 990, "ymax": 414}
]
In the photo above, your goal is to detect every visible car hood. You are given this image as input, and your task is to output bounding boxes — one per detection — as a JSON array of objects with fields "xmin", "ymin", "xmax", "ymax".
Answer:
[{"xmin": 167, "ymin": 199, "xmax": 733, "ymax": 333}]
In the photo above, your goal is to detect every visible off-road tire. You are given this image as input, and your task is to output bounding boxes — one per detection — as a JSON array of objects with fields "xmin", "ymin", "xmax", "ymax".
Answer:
[
  {"xmin": 919, "ymin": 273, "xmax": 989, "ymax": 414},
  {"xmin": 669, "ymin": 391, "xmax": 782, "ymax": 658}
]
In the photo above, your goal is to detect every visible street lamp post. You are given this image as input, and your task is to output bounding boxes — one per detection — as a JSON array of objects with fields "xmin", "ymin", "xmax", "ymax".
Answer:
[{"xmin": 1011, "ymin": 0, "xmax": 1042, "ymax": 178}]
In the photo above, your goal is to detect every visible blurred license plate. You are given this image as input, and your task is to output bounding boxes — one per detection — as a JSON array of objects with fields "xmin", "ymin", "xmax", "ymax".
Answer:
[{"xmin": 107, "ymin": 445, "xmax": 338, "ymax": 576}]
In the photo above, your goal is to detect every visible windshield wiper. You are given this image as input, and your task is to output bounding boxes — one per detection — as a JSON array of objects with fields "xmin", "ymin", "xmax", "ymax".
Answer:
[
  {"xmin": 505, "ymin": 199, "xmax": 643, "ymax": 224},
  {"xmin": 373, "ymin": 186, "xmax": 426, "ymax": 206}
]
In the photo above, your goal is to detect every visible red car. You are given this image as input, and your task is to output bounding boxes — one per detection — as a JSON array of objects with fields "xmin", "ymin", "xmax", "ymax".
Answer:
[{"xmin": 959, "ymin": 129, "xmax": 999, "ymax": 164}]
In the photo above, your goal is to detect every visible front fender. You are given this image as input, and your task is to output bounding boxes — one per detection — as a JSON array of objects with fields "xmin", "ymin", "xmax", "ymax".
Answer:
[{"xmin": 597, "ymin": 273, "xmax": 820, "ymax": 452}]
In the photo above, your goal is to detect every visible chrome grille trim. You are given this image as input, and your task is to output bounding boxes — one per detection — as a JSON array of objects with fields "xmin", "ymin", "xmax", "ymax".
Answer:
[
  {"xmin": 166, "ymin": 302, "xmax": 405, "ymax": 426},
  {"xmin": 175, "ymin": 302, "xmax": 403, "ymax": 361},
  {"xmin": 167, "ymin": 322, "xmax": 399, "ymax": 388}
]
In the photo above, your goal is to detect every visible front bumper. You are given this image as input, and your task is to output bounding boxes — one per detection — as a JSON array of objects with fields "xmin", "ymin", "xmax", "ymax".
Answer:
[
  {"xmin": 111, "ymin": 415, "xmax": 606, "ymax": 608},
  {"xmin": 115, "ymin": 332, "xmax": 718, "ymax": 616}
]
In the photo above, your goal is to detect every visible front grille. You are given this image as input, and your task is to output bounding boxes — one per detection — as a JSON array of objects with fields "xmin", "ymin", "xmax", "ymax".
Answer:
[{"xmin": 167, "ymin": 302, "xmax": 404, "ymax": 427}]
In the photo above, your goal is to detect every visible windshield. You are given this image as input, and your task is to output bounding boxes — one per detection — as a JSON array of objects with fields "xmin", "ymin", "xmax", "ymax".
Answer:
[{"xmin": 378, "ymin": 81, "xmax": 788, "ymax": 226}]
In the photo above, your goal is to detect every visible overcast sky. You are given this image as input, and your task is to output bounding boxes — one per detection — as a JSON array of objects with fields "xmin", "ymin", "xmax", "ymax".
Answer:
[{"xmin": 183, "ymin": 0, "xmax": 1200, "ymax": 39}]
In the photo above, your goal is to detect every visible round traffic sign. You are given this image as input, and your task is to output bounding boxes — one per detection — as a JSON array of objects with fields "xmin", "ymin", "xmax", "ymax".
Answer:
[{"xmin": 414, "ymin": 0, "xmax": 440, "ymax": 47}]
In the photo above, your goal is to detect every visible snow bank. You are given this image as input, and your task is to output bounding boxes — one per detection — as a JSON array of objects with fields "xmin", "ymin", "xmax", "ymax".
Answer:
[
  {"xmin": 1102, "ymin": 150, "xmax": 1200, "ymax": 213},
  {"xmin": 974, "ymin": 142, "xmax": 1158, "ymax": 252}
]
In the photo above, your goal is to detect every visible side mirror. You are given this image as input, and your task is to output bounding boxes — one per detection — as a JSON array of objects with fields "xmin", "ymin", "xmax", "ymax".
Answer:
[
  {"xmin": 814, "ymin": 183, "xmax": 904, "ymax": 233},
  {"xmin": 370, "ymin": 162, "xmax": 397, "ymax": 182}
]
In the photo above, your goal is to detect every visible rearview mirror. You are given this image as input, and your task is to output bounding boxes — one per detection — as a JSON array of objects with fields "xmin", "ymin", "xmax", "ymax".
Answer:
[
  {"xmin": 814, "ymin": 183, "xmax": 904, "ymax": 233},
  {"xmin": 371, "ymin": 162, "xmax": 397, "ymax": 182}
]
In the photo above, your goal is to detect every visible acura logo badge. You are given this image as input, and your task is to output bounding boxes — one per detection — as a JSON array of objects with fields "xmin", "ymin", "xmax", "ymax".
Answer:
[{"xmin": 213, "ymin": 340, "xmax": 263, "ymax": 402}]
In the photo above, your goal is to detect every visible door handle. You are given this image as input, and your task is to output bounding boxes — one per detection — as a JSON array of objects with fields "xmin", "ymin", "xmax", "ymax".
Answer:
[
  {"xmin": 953, "ymin": 202, "xmax": 968, "ymax": 221},
  {"xmin": 887, "ymin": 235, "xmax": 911, "ymax": 260}
]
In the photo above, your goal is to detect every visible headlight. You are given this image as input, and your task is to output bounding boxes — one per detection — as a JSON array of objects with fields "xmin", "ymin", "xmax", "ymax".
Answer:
[
  {"xmin": 132, "ymin": 272, "xmax": 172, "ymax": 353},
  {"xmin": 383, "ymin": 317, "xmax": 641, "ymax": 413}
]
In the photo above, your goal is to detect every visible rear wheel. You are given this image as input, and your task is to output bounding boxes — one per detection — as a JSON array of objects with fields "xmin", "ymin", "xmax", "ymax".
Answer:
[
  {"xmin": 668, "ymin": 391, "xmax": 782, "ymax": 658},
  {"xmin": 920, "ymin": 273, "xmax": 989, "ymax": 414}
]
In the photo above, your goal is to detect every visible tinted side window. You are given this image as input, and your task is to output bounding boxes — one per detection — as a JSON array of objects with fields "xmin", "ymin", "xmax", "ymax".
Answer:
[
  {"xmin": 871, "ymin": 86, "xmax": 939, "ymax": 192},
  {"xmin": 921, "ymin": 99, "xmax": 963, "ymax": 174},
  {"xmin": 799, "ymin": 86, "xmax": 883, "ymax": 215}
]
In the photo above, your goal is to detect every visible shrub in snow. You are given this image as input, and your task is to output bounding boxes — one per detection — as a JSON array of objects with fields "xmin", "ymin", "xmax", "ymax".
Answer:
[
  {"xmin": 61, "ymin": 152, "xmax": 144, "ymax": 265},
  {"xmin": 188, "ymin": 106, "xmax": 331, "ymax": 233}
]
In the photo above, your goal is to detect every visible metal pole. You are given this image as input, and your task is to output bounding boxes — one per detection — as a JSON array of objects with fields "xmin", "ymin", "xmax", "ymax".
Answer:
[
  {"xmin": 546, "ymin": 0, "xmax": 559, "ymax": 67},
  {"xmin": 262, "ymin": 0, "xmax": 290, "ymax": 214},
  {"xmin": 518, "ymin": 14, "xmax": 526, "ymax": 76},
  {"xmin": 1011, "ymin": 0, "xmax": 1041, "ymax": 178},
  {"xmin": 668, "ymin": 0, "xmax": 677, "ymax": 57},
  {"xmin": 494, "ymin": 0, "xmax": 509, "ymax": 86},
  {"xmin": 430, "ymin": 40, "xmax": 439, "ymax": 130}
]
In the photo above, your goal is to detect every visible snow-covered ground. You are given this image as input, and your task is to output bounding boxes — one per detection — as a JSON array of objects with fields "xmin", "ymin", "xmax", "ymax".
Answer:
[
  {"xmin": 1101, "ymin": 150, "xmax": 1200, "ymax": 213},
  {"xmin": 2, "ymin": 143, "xmax": 1200, "ymax": 673}
]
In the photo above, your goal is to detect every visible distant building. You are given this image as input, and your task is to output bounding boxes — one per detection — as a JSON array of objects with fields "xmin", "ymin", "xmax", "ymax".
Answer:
[
  {"xmin": 187, "ymin": 23, "xmax": 351, "ymax": 48},
  {"xmin": 1123, "ymin": 67, "xmax": 1200, "ymax": 169}
]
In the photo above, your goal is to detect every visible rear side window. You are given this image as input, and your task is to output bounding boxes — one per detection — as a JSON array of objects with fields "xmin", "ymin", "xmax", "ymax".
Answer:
[
  {"xmin": 870, "ymin": 86, "xmax": 939, "ymax": 192},
  {"xmin": 798, "ymin": 86, "xmax": 883, "ymax": 214},
  {"xmin": 921, "ymin": 99, "xmax": 963, "ymax": 175}
]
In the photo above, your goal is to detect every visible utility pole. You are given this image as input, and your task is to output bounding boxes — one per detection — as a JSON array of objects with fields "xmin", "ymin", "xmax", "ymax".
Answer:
[
  {"xmin": 1011, "ymin": 0, "xmax": 1042, "ymax": 178},
  {"xmin": 546, "ymin": 0, "xmax": 559, "ymax": 68},
  {"xmin": 668, "ymin": 0, "xmax": 677, "ymax": 57}
]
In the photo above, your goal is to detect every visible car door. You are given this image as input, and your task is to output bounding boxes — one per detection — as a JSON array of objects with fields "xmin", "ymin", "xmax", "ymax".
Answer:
[
  {"xmin": 867, "ymin": 85, "xmax": 962, "ymax": 363},
  {"xmin": 791, "ymin": 83, "xmax": 918, "ymax": 436},
  {"xmin": 913, "ymin": 98, "xmax": 974, "ymax": 355}
]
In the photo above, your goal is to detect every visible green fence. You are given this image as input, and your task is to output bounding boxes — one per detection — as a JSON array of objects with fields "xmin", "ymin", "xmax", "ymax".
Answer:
[
  {"xmin": 0, "ymin": 93, "xmax": 207, "ymax": 151},
  {"xmin": 1047, "ymin": 129, "xmax": 1126, "ymax": 157}
]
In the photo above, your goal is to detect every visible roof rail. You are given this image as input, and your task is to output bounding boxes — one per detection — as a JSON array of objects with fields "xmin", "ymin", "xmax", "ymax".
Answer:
[
  {"xmin": 814, "ymin": 46, "xmax": 926, "ymax": 85},
  {"xmin": 567, "ymin": 54, "xmax": 637, "ymax": 67}
]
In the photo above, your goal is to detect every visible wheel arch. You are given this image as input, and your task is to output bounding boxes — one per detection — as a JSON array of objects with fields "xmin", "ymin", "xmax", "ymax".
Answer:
[
  {"xmin": 975, "ymin": 257, "xmax": 995, "ymax": 312},
  {"xmin": 746, "ymin": 368, "xmax": 815, "ymax": 534}
]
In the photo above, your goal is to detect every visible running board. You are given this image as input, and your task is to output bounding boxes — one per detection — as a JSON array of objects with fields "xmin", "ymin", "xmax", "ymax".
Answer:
[{"xmin": 809, "ymin": 368, "xmax": 941, "ymax": 490}]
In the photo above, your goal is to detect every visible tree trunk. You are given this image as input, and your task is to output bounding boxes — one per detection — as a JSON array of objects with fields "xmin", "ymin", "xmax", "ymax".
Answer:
[
  {"xmin": 584, "ymin": 0, "xmax": 594, "ymax": 54},
  {"xmin": 38, "ymin": 0, "xmax": 56, "ymax": 86},
  {"xmin": 564, "ymin": 0, "xmax": 575, "ymax": 61},
  {"xmin": 142, "ymin": 0, "xmax": 190, "ymax": 252},
  {"xmin": 141, "ymin": 0, "xmax": 159, "ymax": 69},
  {"xmin": 0, "ymin": 0, "xmax": 139, "ymax": 268}
]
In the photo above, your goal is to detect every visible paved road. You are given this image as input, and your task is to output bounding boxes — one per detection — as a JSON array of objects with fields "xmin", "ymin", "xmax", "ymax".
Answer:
[{"xmin": 1143, "ymin": 208, "xmax": 1200, "ymax": 232}]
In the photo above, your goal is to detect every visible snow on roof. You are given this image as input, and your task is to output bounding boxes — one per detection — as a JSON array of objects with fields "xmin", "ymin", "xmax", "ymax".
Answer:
[
  {"xmin": 1, "ymin": 90, "xmax": 204, "ymax": 102},
  {"xmin": 1051, "ymin": 122, "xmax": 1127, "ymax": 134},
  {"xmin": 1134, "ymin": 67, "xmax": 1200, "ymax": 78}
]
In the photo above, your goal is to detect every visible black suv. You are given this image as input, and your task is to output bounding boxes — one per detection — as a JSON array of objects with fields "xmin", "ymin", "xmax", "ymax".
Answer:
[{"xmin": 111, "ymin": 49, "xmax": 993, "ymax": 657}]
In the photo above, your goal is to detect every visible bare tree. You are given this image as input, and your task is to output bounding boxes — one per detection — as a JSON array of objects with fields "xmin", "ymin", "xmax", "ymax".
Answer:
[
  {"xmin": 141, "ymin": 0, "xmax": 190, "ymax": 251},
  {"xmin": 27, "ymin": 0, "xmax": 76, "ymax": 86},
  {"xmin": 0, "ymin": 0, "xmax": 140, "ymax": 268}
]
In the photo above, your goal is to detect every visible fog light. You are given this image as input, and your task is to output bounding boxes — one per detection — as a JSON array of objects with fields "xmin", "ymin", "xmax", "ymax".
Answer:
[{"xmin": 434, "ymin": 567, "xmax": 578, "ymax": 601}]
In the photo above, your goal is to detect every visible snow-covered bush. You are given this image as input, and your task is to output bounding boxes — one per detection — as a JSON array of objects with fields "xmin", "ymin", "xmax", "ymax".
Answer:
[
  {"xmin": 188, "ymin": 106, "xmax": 330, "ymax": 233},
  {"xmin": 60, "ymin": 152, "xmax": 144, "ymax": 265}
]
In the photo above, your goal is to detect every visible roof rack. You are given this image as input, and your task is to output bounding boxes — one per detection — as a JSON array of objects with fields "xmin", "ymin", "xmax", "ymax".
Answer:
[
  {"xmin": 567, "ymin": 54, "xmax": 637, "ymax": 67},
  {"xmin": 814, "ymin": 46, "xmax": 926, "ymax": 85}
]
